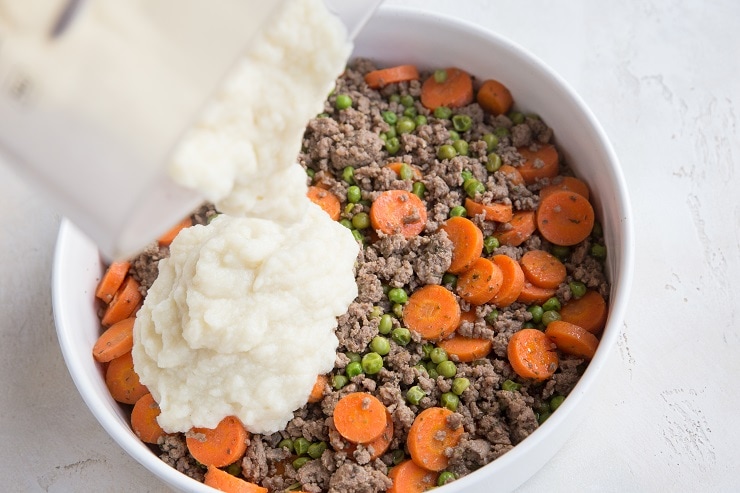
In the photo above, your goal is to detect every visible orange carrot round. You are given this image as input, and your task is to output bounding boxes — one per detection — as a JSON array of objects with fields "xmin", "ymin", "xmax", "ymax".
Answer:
[
  {"xmin": 559, "ymin": 290, "xmax": 608, "ymax": 334},
  {"xmin": 333, "ymin": 392, "xmax": 388, "ymax": 444},
  {"xmin": 537, "ymin": 190, "xmax": 595, "ymax": 246},
  {"xmin": 105, "ymin": 351, "xmax": 148, "ymax": 405},
  {"xmin": 131, "ymin": 393, "xmax": 166, "ymax": 444},
  {"xmin": 520, "ymin": 250, "xmax": 567, "ymax": 289},
  {"xmin": 186, "ymin": 416, "xmax": 249, "ymax": 468},
  {"xmin": 204, "ymin": 465, "xmax": 268, "ymax": 493},
  {"xmin": 370, "ymin": 190, "xmax": 428, "ymax": 238},
  {"xmin": 388, "ymin": 459, "xmax": 439, "ymax": 493},
  {"xmin": 307, "ymin": 185, "xmax": 341, "ymax": 221},
  {"xmin": 456, "ymin": 257, "xmax": 503, "ymax": 305},
  {"xmin": 93, "ymin": 316, "xmax": 135, "ymax": 363},
  {"xmin": 420, "ymin": 67, "xmax": 474, "ymax": 110},
  {"xmin": 95, "ymin": 261, "xmax": 131, "ymax": 303},
  {"xmin": 438, "ymin": 335, "xmax": 492, "ymax": 363},
  {"xmin": 101, "ymin": 276, "xmax": 142, "ymax": 326},
  {"xmin": 464, "ymin": 198, "xmax": 513, "ymax": 223},
  {"xmin": 308, "ymin": 374, "xmax": 328, "ymax": 403},
  {"xmin": 439, "ymin": 216, "xmax": 484, "ymax": 274},
  {"xmin": 516, "ymin": 282, "xmax": 558, "ymax": 305},
  {"xmin": 495, "ymin": 211, "xmax": 536, "ymax": 247},
  {"xmin": 498, "ymin": 164, "xmax": 525, "ymax": 186},
  {"xmin": 407, "ymin": 407, "xmax": 463, "ymax": 471},
  {"xmin": 489, "ymin": 254, "xmax": 525, "ymax": 307},
  {"xmin": 158, "ymin": 216, "xmax": 193, "ymax": 247},
  {"xmin": 346, "ymin": 411, "xmax": 394, "ymax": 461},
  {"xmin": 476, "ymin": 79, "xmax": 513, "ymax": 116},
  {"xmin": 403, "ymin": 284, "xmax": 461, "ymax": 340},
  {"xmin": 517, "ymin": 145, "xmax": 560, "ymax": 185},
  {"xmin": 540, "ymin": 176, "xmax": 590, "ymax": 201},
  {"xmin": 545, "ymin": 320, "xmax": 600, "ymax": 360},
  {"xmin": 364, "ymin": 64, "xmax": 420, "ymax": 89},
  {"xmin": 507, "ymin": 328, "xmax": 558, "ymax": 381}
]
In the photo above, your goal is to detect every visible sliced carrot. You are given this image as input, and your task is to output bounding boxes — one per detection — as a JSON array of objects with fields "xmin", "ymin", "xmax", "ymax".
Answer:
[
  {"xmin": 520, "ymin": 250, "xmax": 567, "ymax": 289},
  {"xmin": 507, "ymin": 328, "xmax": 558, "ymax": 381},
  {"xmin": 536, "ymin": 190, "xmax": 595, "ymax": 246},
  {"xmin": 105, "ymin": 351, "xmax": 148, "ymax": 405},
  {"xmin": 439, "ymin": 216, "xmax": 484, "ymax": 274},
  {"xmin": 307, "ymin": 185, "xmax": 341, "ymax": 221},
  {"xmin": 101, "ymin": 276, "xmax": 142, "ymax": 326},
  {"xmin": 559, "ymin": 290, "xmax": 608, "ymax": 334},
  {"xmin": 346, "ymin": 411, "xmax": 394, "ymax": 461},
  {"xmin": 95, "ymin": 261, "xmax": 131, "ymax": 303},
  {"xmin": 456, "ymin": 257, "xmax": 503, "ymax": 305},
  {"xmin": 517, "ymin": 282, "xmax": 557, "ymax": 305},
  {"xmin": 517, "ymin": 145, "xmax": 560, "ymax": 185},
  {"xmin": 489, "ymin": 254, "xmax": 525, "ymax": 307},
  {"xmin": 186, "ymin": 416, "xmax": 249, "ymax": 468},
  {"xmin": 204, "ymin": 465, "xmax": 268, "ymax": 493},
  {"xmin": 407, "ymin": 407, "xmax": 463, "ymax": 472},
  {"xmin": 93, "ymin": 316, "xmax": 135, "ymax": 363},
  {"xmin": 495, "ymin": 211, "xmax": 536, "ymax": 247},
  {"xmin": 364, "ymin": 64, "xmax": 420, "ymax": 89},
  {"xmin": 158, "ymin": 216, "xmax": 193, "ymax": 247},
  {"xmin": 131, "ymin": 393, "xmax": 166, "ymax": 444},
  {"xmin": 420, "ymin": 67, "xmax": 474, "ymax": 110},
  {"xmin": 388, "ymin": 459, "xmax": 438, "ymax": 493},
  {"xmin": 386, "ymin": 161, "xmax": 423, "ymax": 180},
  {"xmin": 370, "ymin": 190, "xmax": 428, "ymax": 238},
  {"xmin": 438, "ymin": 335, "xmax": 492, "ymax": 363},
  {"xmin": 545, "ymin": 320, "xmax": 600, "ymax": 360},
  {"xmin": 333, "ymin": 392, "xmax": 388, "ymax": 444},
  {"xmin": 540, "ymin": 176, "xmax": 590, "ymax": 201},
  {"xmin": 498, "ymin": 164, "xmax": 525, "ymax": 186},
  {"xmin": 464, "ymin": 198, "xmax": 513, "ymax": 223},
  {"xmin": 308, "ymin": 374, "xmax": 328, "ymax": 403},
  {"xmin": 403, "ymin": 284, "xmax": 461, "ymax": 340},
  {"xmin": 476, "ymin": 79, "xmax": 513, "ymax": 116}
]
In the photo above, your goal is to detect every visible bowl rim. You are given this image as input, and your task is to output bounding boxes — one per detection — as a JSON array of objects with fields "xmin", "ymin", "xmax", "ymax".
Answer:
[{"xmin": 52, "ymin": 5, "xmax": 634, "ymax": 493}]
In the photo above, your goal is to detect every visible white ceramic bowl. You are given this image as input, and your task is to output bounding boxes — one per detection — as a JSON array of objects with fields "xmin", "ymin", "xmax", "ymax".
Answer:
[{"xmin": 53, "ymin": 6, "xmax": 633, "ymax": 493}]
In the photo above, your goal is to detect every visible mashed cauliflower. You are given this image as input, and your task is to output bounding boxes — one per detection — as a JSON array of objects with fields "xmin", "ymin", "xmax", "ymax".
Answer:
[{"xmin": 131, "ymin": 0, "xmax": 358, "ymax": 433}]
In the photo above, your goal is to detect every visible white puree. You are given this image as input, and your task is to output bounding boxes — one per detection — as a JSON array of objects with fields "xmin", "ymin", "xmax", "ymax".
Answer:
[{"xmin": 131, "ymin": 0, "xmax": 358, "ymax": 434}]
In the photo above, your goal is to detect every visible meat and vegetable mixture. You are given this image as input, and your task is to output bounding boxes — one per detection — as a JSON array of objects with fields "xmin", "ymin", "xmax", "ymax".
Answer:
[{"xmin": 92, "ymin": 59, "xmax": 610, "ymax": 493}]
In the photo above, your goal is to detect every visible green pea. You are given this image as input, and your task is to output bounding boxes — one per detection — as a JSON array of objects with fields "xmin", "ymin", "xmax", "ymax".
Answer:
[
  {"xmin": 442, "ymin": 273, "xmax": 458, "ymax": 287},
  {"xmin": 406, "ymin": 385, "xmax": 425, "ymax": 405},
  {"xmin": 569, "ymin": 281, "xmax": 587, "ymax": 299},
  {"xmin": 463, "ymin": 178, "xmax": 485, "ymax": 198},
  {"xmin": 437, "ymin": 144, "xmax": 457, "ymax": 160},
  {"xmin": 434, "ymin": 69, "xmax": 447, "ymax": 83},
  {"xmin": 484, "ymin": 309, "xmax": 499, "ymax": 325},
  {"xmin": 449, "ymin": 205, "xmax": 467, "ymax": 218},
  {"xmin": 347, "ymin": 185, "xmax": 361, "ymax": 203},
  {"xmin": 389, "ymin": 94, "xmax": 401, "ymax": 103},
  {"xmin": 430, "ymin": 347, "xmax": 448, "ymax": 364},
  {"xmin": 452, "ymin": 114, "xmax": 473, "ymax": 132},
  {"xmin": 412, "ymin": 181, "xmax": 426, "ymax": 198},
  {"xmin": 278, "ymin": 438, "xmax": 294, "ymax": 453},
  {"xmin": 369, "ymin": 306, "xmax": 383, "ymax": 319},
  {"xmin": 361, "ymin": 352, "xmax": 383, "ymax": 374},
  {"xmin": 294, "ymin": 437, "xmax": 310, "ymax": 456},
  {"xmin": 224, "ymin": 462, "xmax": 242, "ymax": 476},
  {"xmin": 335, "ymin": 94, "xmax": 352, "ymax": 110},
  {"xmin": 452, "ymin": 377, "xmax": 470, "ymax": 396},
  {"xmin": 433, "ymin": 106, "xmax": 452, "ymax": 119},
  {"xmin": 307, "ymin": 441, "xmax": 327, "ymax": 459},
  {"xmin": 388, "ymin": 287, "xmax": 408, "ymax": 304},
  {"xmin": 415, "ymin": 115, "xmax": 428, "ymax": 127},
  {"xmin": 486, "ymin": 152, "xmax": 502, "ymax": 172},
  {"xmin": 447, "ymin": 129, "xmax": 460, "ymax": 142},
  {"xmin": 542, "ymin": 297, "xmax": 561, "ymax": 312},
  {"xmin": 437, "ymin": 360, "xmax": 457, "ymax": 378},
  {"xmin": 508, "ymin": 111, "xmax": 525, "ymax": 125},
  {"xmin": 378, "ymin": 314, "xmax": 394, "ymax": 335},
  {"xmin": 453, "ymin": 139, "xmax": 469, "ymax": 156},
  {"xmin": 342, "ymin": 166, "xmax": 355, "ymax": 184},
  {"xmin": 522, "ymin": 321, "xmax": 537, "ymax": 329},
  {"xmin": 393, "ymin": 303, "xmax": 404, "ymax": 318},
  {"xmin": 292, "ymin": 456, "xmax": 310, "ymax": 469},
  {"xmin": 438, "ymin": 471, "xmax": 457, "ymax": 486},
  {"xmin": 346, "ymin": 361, "xmax": 363, "ymax": 378},
  {"xmin": 461, "ymin": 170, "xmax": 473, "ymax": 182},
  {"xmin": 483, "ymin": 236, "xmax": 500, "ymax": 254},
  {"xmin": 538, "ymin": 410, "xmax": 552, "ymax": 425},
  {"xmin": 396, "ymin": 116, "xmax": 416, "ymax": 135},
  {"xmin": 550, "ymin": 395, "xmax": 565, "ymax": 412},
  {"xmin": 379, "ymin": 133, "xmax": 388, "ymax": 143},
  {"xmin": 591, "ymin": 244, "xmax": 607, "ymax": 259},
  {"xmin": 385, "ymin": 126, "xmax": 397, "ymax": 139},
  {"xmin": 424, "ymin": 360, "xmax": 438, "ymax": 373},
  {"xmin": 391, "ymin": 327, "xmax": 411, "ymax": 346},
  {"xmin": 440, "ymin": 392, "xmax": 459, "ymax": 411},
  {"xmin": 502, "ymin": 379, "xmax": 521, "ymax": 392},
  {"xmin": 551, "ymin": 245, "xmax": 571, "ymax": 260},
  {"xmin": 400, "ymin": 94, "xmax": 415, "ymax": 108},
  {"xmin": 527, "ymin": 305, "xmax": 544, "ymax": 324},
  {"xmin": 392, "ymin": 449, "xmax": 406, "ymax": 466},
  {"xmin": 413, "ymin": 363, "xmax": 428, "ymax": 375},
  {"xmin": 339, "ymin": 219, "xmax": 352, "ymax": 229},
  {"xmin": 306, "ymin": 168, "xmax": 315, "ymax": 179},
  {"xmin": 332, "ymin": 374, "xmax": 348, "ymax": 390},
  {"xmin": 541, "ymin": 310, "xmax": 561, "ymax": 326},
  {"xmin": 494, "ymin": 126, "xmax": 510, "ymax": 138},
  {"xmin": 427, "ymin": 367, "xmax": 439, "ymax": 379},
  {"xmin": 382, "ymin": 111, "xmax": 398, "ymax": 125},
  {"xmin": 399, "ymin": 163, "xmax": 414, "ymax": 180},
  {"xmin": 592, "ymin": 221, "xmax": 603, "ymax": 238},
  {"xmin": 482, "ymin": 133, "xmax": 499, "ymax": 150},
  {"xmin": 370, "ymin": 336, "xmax": 391, "ymax": 356},
  {"xmin": 421, "ymin": 343, "xmax": 434, "ymax": 360},
  {"xmin": 346, "ymin": 351, "xmax": 362, "ymax": 363},
  {"xmin": 351, "ymin": 229, "xmax": 364, "ymax": 243},
  {"xmin": 403, "ymin": 106, "xmax": 418, "ymax": 119},
  {"xmin": 385, "ymin": 137, "xmax": 401, "ymax": 155},
  {"xmin": 352, "ymin": 212, "xmax": 370, "ymax": 230},
  {"xmin": 526, "ymin": 112, "xmax": 541, "ymax": 120},
  {"xmin": 344, "ymin": 203, "xmax": 355, "ymax": 215}
]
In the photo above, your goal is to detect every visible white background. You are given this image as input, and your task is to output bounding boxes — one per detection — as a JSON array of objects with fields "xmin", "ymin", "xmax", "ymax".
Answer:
[{"xmin": 1, "ymin": 0, "xmax": 739, "ymax": 491}]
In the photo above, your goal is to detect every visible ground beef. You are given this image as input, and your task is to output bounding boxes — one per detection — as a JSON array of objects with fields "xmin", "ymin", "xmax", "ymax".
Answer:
[{"xmin": 328, "ymin": 463, "xmax": 392, "ymax": 493}]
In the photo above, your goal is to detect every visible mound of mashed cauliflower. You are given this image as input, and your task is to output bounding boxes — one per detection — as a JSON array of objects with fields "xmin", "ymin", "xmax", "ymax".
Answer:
[{"xmin": 131, "ymin": 0, "xmax": 358, "ymax": 434}]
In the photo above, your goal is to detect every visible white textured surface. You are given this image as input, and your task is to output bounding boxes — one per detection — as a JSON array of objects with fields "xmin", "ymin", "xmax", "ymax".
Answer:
[{"xmin": 1, "ymin": 0, "xmax": 738, "ymax": 491}]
